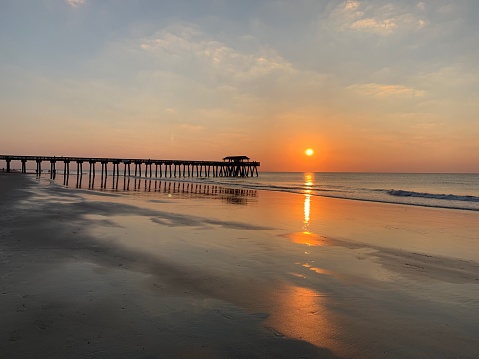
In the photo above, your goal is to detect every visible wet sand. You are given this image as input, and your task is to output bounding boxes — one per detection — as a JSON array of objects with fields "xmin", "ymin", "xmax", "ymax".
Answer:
[{"xmin": 1, "ymin": 173, "xmax": 479, "ymax": 358}]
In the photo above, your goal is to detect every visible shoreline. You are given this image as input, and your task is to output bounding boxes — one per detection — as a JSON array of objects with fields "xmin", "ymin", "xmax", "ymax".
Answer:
[
  {"xmin": 2, "ymin": 172, "xmax": 479, "ymax": 358},
  {"xmin": 5, "ymin": 170, "xmax": 479, "ymax": 212}
]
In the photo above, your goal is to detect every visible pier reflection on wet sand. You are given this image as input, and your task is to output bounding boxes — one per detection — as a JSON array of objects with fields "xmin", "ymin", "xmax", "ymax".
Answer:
[{"xmin": 55, "ymin": 172, "xmax": 257, "ymax": 205}]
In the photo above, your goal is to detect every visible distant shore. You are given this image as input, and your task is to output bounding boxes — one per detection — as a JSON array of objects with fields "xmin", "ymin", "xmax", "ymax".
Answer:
[{"xmin": 1, "ymin": 172, "xmax": 479, "ymax": 358}]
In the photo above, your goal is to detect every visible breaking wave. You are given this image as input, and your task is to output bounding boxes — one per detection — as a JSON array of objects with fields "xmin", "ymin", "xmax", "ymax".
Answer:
[{"xmin": 387, "ymin": 190, "xmax": 479, "ymax": 203}]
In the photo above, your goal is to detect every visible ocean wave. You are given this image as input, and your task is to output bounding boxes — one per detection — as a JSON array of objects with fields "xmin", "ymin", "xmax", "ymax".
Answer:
[
  {"xmin": 387, "ymin": 189, "xmax": 479, "ymax": 202},
  {"xmin": 174, "ymin": 177, "xmax": 479, "ymax": 211},
  {"xmin": 232, "ymin": 184, "xmax": 479, "ymax": 211}
]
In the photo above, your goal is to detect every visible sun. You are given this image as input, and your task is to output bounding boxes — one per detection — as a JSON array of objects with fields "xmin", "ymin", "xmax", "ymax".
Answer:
[{"xmin": 305, "ymin": 148, "xmax": 314, "ymax": 156}]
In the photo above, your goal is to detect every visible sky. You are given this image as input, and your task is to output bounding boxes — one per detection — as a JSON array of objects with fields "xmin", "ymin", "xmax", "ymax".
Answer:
[{"xmin": 1, "ymin": 0, "xmax": 478, "ymax": 172}]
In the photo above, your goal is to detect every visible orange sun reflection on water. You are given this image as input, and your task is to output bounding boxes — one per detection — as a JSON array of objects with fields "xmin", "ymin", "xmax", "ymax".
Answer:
[
  {"xmin": 287, "ymin": 173, "xmax": 326, "ymax": 246},
  {"xmin": 265, "ymin": 284, "xmax": 339, "ymax": 352},
  {"xmin": 303, "ymin": 173, "xmax": 313, "ymax": 228},
  {"xmin": 270, "ymin": 174, "xmax": 339, "ymax": 354}
]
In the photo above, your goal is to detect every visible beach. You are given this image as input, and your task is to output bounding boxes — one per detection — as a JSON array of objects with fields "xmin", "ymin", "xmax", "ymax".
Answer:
[{"xmin": 1, "ymin": 173, "xmax": 479, "ymax": 358}]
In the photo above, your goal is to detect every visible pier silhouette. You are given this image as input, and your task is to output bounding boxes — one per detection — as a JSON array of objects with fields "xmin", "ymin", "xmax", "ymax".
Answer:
[{"xmin": 0, "ymin": 155, "xmax": 260, "ymax": 178}]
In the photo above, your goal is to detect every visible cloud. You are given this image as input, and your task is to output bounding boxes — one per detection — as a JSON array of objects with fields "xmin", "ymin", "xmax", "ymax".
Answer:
[
  {"xmin": 66, "ymin": 0, "xmax": 86, "ymax": 8},
  {"xmin": 179, "ymin": 123, "xmax": 204, "ymax": 132},
  {"xmin": 348, "ymin": 83, "xmax": 425, "ymax": 97},
  {"xmin": 350, "ymin": 18, "xmax": 398, "ymax": 34},
  {"xmin": 331, "ymin": 1, "xmax": 426, "ymax": 35},
  {"xmin": 132, "ymin": 21, "xmax": 349, "ymax": 142},
  {"xmin": 345, "ymin": 1, "xmax": 361, "ymax": 11},
  {"xmin": 140, "ymin": 25, "xmax": 294, "ymax": 82}
]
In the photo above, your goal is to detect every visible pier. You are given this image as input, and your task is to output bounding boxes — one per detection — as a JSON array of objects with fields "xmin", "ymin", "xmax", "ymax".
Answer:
[{"xmin": 0, "ymin": 155, "xmax": 260, "ymax": 178}]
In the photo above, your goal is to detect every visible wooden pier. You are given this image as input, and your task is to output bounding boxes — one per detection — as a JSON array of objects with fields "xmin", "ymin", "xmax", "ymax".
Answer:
[{"xmin": 0, "ymin": 155, "xmax": 260, "ymax": 178}]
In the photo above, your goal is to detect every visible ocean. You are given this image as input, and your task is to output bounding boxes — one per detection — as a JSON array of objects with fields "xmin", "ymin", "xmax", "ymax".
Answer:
[
  {"xmin": 41, "ymin": 170, "xmax": 479, "ymax": 212},
  {"xmin": 212, "ymin": 172, "xmax": 479, "ymax": 211}
]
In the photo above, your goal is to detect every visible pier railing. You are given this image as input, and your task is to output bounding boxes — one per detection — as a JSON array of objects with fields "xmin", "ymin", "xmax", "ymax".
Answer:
[{"xmin": 0, "ymin": 155, "xmax": 260, "ymax": 178}]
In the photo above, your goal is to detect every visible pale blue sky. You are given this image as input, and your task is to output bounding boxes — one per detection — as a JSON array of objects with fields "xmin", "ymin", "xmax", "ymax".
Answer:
[{"xmin": 1, "ymin": 0, "xmax": 478, "ymax": 171}]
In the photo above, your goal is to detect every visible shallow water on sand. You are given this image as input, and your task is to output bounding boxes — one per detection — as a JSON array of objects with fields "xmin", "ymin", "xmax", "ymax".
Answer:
[
  {"xmin": 52, "ymin": 175, "xmax": 479, "ymax": 351},
  {"xmin": 3, "ymin": 173, "xmax": 479, "ymax": 358}
]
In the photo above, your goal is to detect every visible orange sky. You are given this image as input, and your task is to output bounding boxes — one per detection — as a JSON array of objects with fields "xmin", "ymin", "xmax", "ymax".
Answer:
[{"xmin": 1, "ymin": 1, "xmax": 478, "ymax": 172}]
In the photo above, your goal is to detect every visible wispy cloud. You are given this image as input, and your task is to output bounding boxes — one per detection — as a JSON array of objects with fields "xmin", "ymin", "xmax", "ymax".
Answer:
[
  {"xmin": 140, "ymin": 24, "xmax": 295, "ymax": 84},
  {"xmin": 345, "ymin": 0, "xmax": 361, "ymax": 11},
  {"xmin": 350, "ymin": 18, "xmax": 398, "ymax": 34},
  {"xmin": 349, "ymin": 83, "xmax": 425, "ymax": 97},
  {"xmin": 66, "ymin": 0, "xmax": 86, "ymax": 8},
  {"xmin": 331, "ymin": 1, "xmax": 426, "ymax": 35}
]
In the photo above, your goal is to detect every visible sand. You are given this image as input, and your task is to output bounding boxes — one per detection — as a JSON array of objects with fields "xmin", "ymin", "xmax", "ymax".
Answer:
[{"xmin": 1, "ymin": 172, "xmax": 479, "ymax": 358}]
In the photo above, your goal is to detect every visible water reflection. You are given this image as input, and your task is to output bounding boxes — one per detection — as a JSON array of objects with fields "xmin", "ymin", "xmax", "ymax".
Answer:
[
  {"xmin": 285, "ymin": 173, "xmax": 325, "ymax": 246},
  {"xmin": 266, "ymin": 284, "xmax": 338, "ymax": 353},
  {"xmin": 46, "ymin": 173, "xmax": 258, "ymax": 205},
  {"xmin": 303, "ymin": 173, "xmax": 314, "ymax": 230}
]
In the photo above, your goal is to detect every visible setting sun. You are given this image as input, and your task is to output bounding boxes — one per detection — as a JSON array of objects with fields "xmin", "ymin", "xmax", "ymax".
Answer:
[{"xmin": 305, "ymin": 148, "xmax": 314, "ymax": 156}]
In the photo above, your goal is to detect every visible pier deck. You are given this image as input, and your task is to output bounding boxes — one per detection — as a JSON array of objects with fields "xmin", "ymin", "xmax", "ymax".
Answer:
[{"xmin": 0, "ymin": 155, "xmax": 260, "ymax": 178}]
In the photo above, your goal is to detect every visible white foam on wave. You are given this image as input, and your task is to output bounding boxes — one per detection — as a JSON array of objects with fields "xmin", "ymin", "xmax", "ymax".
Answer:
[{"xmin": 387, "ymin": 189, "xmax": 479, "ymax": 203}]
